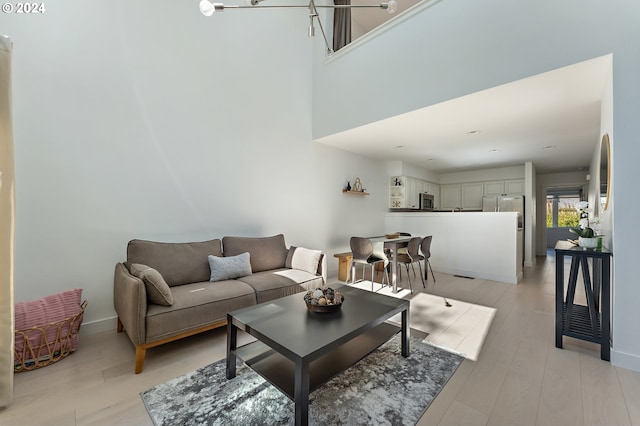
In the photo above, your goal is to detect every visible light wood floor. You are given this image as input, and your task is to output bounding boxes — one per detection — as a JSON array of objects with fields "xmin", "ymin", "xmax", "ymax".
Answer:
[{"xmin": 2, "ymin": 253, "xmax": 639, "ymax": 425}]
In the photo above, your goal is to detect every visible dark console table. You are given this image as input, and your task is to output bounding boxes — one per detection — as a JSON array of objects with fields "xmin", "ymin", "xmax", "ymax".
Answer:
[{"xmin": 554, "ymin": 240, "xmax": 612, "ymax": 361}]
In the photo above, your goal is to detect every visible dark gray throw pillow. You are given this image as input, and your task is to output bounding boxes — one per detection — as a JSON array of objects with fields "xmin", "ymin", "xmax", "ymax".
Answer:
[
  {"xmin": 208, "ymin": 252, "xmax": 252, "ymax": 282},
  {"xmin": 129, "ymin": 263, "xmax": 174, "ymax": 306}
]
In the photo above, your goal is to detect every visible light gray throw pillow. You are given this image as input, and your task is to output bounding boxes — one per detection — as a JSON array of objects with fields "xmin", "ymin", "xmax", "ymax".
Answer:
[
  {"xmin": 129, "ymin": 263, "xmax": 174, "ymax": 306},
  {"xmin": 285, "ymin": 246, "xmax": 322, "ymax": 275},
  {"xmin": 208, "ymin": 252, "xmax": 252, "ymax": 282}
]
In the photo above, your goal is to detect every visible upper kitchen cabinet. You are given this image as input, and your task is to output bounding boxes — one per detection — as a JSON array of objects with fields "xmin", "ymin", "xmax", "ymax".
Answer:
[
  {"xmin": 484, "ymin": 179, "xmax": 525, "ymax": 196},
  {"xmin": 461, "ymin": 182, "xmax": 484, "ymax": 210},
  {"xmin": 440, "ymin": 182, "xmax": 484, "ymax": 210},
  {"xmin": 440, "ymin": 184, "xmax": 461, "ymax": 210},
  {"xmin": 405, "ymin": 177, "xmax": 418, "ymax": 208},
  {"xmin": 484, "ymin": 181, "xmax": 505, "ymax": 196},
  {"xmin": 504, "ymin": 179, "xmax": 525, "ymax": 195}
]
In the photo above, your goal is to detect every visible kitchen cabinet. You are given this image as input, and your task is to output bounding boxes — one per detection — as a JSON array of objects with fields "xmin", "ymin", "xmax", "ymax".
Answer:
[
  {"xmin": 484, "ymin": 181, "xmax": 505, "ymax": 196},
  {"xmin": 505, "ymin": 179, "xmax": 525, "ymax": 195},
  {"xmin": 484, "ymin": 179, "xmax": 524, "ymax": 196},
  {"xmin": 406, "ymin": 177, "xmax": 418, "ymax": 208},
  {"xmin": 390, "ymin": 176, "xmax": 439, "ymax": 209},
  {"xmin": 461, "ymin": 182, "xmax": 484, "ymax": 210},
  {"xmin": 440, "ymin": 184, "xmax": 461, "ymax": 210}
]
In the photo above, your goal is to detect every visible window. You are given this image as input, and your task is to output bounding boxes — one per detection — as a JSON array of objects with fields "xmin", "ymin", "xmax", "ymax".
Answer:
[{"xmin": 546, "ymin": 188, "xmax": 582, "ymax": 228}]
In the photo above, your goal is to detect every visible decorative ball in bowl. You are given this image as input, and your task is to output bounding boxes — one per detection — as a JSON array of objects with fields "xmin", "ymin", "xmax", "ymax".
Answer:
[{"xmin": 303, "ymin": 287, "xmax": 345, "ymax": 313}]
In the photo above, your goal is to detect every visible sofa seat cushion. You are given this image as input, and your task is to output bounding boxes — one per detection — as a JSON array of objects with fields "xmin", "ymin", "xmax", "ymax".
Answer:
[
  {"xmin": 222, "ymin": 234, "xmax": 288, "ymax": 273},
  {"xmin": 237, "ymin": 268, "xmax": 323, "ymax": 304},
  {"xmin": 145, "ymin": 280, "xmax": 256, "ymax": 342},
  {"xmin": 127, "ymin": 239, "xmax": 223, "ymax": 287}
]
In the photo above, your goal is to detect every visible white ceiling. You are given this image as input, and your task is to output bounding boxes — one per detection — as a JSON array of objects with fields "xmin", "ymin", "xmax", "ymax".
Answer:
[{"xmin": 316, "ymin": 55, "xmax": 611, "ymax": 174}]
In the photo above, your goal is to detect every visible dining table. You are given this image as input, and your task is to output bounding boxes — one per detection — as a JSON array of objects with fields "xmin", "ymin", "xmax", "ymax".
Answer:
[{"xmin": 369, "ymin": 235, "xmax": 412, "ymax": 293}]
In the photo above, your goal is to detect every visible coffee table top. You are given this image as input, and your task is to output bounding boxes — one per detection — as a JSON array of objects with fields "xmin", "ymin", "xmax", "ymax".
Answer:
[{"xmin": 229, "ymin": 285, "xmax": 408, "ymax": 361}]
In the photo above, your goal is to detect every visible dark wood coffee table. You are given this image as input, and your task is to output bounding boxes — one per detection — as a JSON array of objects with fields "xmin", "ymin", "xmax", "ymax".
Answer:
[{"xmin": 226, "ymin": 285, "xmax": 409, "ymax": 426}]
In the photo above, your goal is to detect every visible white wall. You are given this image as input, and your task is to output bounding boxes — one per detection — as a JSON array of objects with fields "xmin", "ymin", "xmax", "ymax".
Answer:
[
  {"xmin": 399, "ymin": 162, "xmax": 440, "ymax": 183},
  {"xmin": 2, "ymin": 2, "xmax": 390, "ymax": 333},
  {"xmin": 439, "ymin": 165, "xmax": 524, "ymax": 185},
  {"xmin": 524, "ymin": 162, "xmax": 536, "ymax": 267},
  {"xmin": 313, "ymin": 0, "xmax": 640, "ymax": 370}
]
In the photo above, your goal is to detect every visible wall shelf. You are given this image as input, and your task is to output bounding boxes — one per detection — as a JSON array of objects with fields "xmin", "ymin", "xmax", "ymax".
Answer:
[{"xmin": 342, "ymin": 189, "xmax": 369, "ymax": 195}]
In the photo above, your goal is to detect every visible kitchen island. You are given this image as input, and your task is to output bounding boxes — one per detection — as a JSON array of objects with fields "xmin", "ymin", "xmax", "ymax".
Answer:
[{"xmin": 385, "ymin": 211, "xmax": 523, "ymax": 284}]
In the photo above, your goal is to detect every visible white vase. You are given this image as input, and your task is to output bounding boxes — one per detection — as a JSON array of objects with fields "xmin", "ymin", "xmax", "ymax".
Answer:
[{"xmin": 578, "ymin": 236, "xmax": 599, "ymax": 249}]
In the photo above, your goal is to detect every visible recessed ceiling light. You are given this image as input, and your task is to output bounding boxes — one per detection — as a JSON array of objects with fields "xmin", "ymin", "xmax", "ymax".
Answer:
[
  {"xmin": 467, "ymin": 130, "xmax": 481, "ymax": 135},
  {"xmin": 489, "ymin": 149, "xmax": 499, "ymax": 153}
]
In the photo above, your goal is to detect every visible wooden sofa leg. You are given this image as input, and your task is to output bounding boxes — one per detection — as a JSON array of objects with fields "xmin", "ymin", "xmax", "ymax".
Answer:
[
  {"xmin": 135, "ymin": 346, "xmax": 146, "ymax": 374},
  {"xmin": 117, "ymin": 317, "xmax": 124, "ymax": 333}
]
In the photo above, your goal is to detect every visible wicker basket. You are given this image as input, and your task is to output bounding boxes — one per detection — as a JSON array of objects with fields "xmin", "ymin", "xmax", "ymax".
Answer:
[{"xmin": 14, "ymin": 301, "xmax": 87, "ymax": 372}]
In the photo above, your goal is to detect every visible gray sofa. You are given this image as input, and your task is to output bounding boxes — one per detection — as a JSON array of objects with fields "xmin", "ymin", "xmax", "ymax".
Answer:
[{"xmin": 113, "ymin": 234, "xmax": 325, "ymax": 373}]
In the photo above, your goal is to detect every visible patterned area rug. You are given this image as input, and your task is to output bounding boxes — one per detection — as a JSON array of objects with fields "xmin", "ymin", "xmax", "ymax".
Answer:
[{"xmin": 141, "ymin": 335, "xmax": 463, "ymax": 426}]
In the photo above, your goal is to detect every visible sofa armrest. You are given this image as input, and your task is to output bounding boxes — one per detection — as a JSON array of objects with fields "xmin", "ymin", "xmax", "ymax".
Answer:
[{"xmin": 113, "ymin": 263, "xmax": 147, "ymax": 345}]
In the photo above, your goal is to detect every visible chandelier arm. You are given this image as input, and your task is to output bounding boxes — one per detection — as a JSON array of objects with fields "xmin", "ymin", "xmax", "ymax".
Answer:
[
  {"xmin": 308, "ymin": 0, "xmax": 334, "ymax": 55},
  {"xmin": 215, "ymin": 4, "xmax": 390, "ymax": 9},
  {"xmin": 315, "ymin": 4, "xmax": 389, "ymax": 8}
]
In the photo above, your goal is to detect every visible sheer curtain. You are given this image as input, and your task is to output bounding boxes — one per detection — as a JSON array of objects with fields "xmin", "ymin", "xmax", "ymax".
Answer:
[
  {"xmin": 333, "ymin": 0, "xmax": 352, "ymax": 51},
  {"xmin": 0, "ymin": 34, "xmax": 15, "ymax": 408}
]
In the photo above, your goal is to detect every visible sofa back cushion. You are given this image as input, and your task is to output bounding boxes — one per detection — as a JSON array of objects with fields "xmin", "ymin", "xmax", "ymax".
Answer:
[
  {"xmin": 126, "ymin": 239, "xmax": 223, "ymax": 287},
  {"xmin": 222, "ymin": 234, "xmax": 288, "ymax": 273}
]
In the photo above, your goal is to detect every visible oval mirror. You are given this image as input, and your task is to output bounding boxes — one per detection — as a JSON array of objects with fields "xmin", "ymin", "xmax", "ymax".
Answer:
[{"xmin": 599, "ymin": 134, "xmax": 611, "ymax": 211}]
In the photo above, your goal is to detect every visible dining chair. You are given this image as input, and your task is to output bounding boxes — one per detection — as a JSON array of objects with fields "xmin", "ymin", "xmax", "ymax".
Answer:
[
  {"xmin": 395, "ymin": 236, "xmax": 425, "ymax": 293},
  {"xmin": 421, "ymin": 235, "xmax": 450, "ymax": 306},
  {"xmin": 420, "ymin": 235, "xmax": 436, "ymax": 282},
  {"xmin": 348, "ymin": 237, "xmax": 389, "ymax": 291},
  {"xmin": 390, "ymin": 232, "xmax": 411, "ymax": 278}
]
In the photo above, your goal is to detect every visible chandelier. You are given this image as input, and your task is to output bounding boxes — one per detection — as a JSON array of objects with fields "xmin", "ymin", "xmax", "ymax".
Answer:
[{"xmin": 199, "ymin": 0, "xmax": 398, "ymax": 54}]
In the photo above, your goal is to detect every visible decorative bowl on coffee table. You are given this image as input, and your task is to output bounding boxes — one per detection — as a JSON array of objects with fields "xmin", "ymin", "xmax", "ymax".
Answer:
[{"xmin": 303, "ymin": 287, "xmax": 344, "ymax": 313}]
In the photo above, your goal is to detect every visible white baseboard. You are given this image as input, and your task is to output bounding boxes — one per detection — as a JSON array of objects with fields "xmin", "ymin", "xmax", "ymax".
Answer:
[
  {"xmin": 79, "ymin": 316, "xmax": 118, "ymax": 336},
  {"xmin": 611, "ymin": 347, "xmax": 640, "ymax": 373}
]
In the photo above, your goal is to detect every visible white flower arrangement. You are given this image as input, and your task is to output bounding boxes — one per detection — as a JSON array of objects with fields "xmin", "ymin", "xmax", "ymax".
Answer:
[{"xmin": 570, "ymin": 201, "xmax": 597, "ymax": 238}]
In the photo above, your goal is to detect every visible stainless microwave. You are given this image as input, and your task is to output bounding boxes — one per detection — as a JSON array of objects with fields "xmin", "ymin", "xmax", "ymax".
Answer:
[{"xmin": 420, "ymin": 193, "xmax": 434, "ymax": 211}]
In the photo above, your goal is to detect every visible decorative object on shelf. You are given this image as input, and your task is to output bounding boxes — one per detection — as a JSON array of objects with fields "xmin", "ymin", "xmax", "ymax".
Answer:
[
  {"xmin": 198, "ymin": 0, "xmax": 397, "ymax": 55},
  {"xmin": 346, "ymin": 181, "xmax": 351, "ymax": 191},
  {"xmin": 578, "ymin": 237, "xmax": 599, "ymax": 249},
  {"xmin": 353, "ymin": 178, "xmax": 363, "ymax": 192},
  {"xmin": 385, "ymin": 233, "xmax": 400, "ymax": 239},
  {"xmin": 569, "ymin": 201, "xmax": 603, "ymax": 248},
  {"xmin": 303, "ymin": 287, "xmax": 344, "ymax": 313}
]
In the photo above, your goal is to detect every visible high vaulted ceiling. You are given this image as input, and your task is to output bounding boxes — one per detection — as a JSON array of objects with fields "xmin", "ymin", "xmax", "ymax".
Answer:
[{"xmin": 316, "ymin": 55, "xmax": 611, "ymax": 174}]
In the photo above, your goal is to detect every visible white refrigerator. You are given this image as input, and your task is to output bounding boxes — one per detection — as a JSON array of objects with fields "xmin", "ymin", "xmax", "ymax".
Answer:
[{"xmin": 482, "ymin": 195, "xmax": 524, "ymax": 229}]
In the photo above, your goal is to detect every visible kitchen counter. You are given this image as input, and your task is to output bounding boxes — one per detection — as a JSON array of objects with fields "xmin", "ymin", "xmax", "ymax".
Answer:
[{"xmin": 385, "ymin": 212, "xmax": 522, "ymax": 284}]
